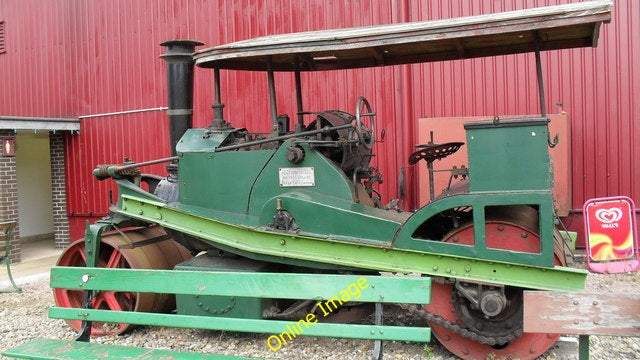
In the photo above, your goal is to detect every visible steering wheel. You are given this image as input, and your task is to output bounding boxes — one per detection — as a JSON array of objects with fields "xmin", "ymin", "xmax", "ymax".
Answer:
[{"xmin": 354, "ymin": 96, "xmax": 376, "ymax": 149}]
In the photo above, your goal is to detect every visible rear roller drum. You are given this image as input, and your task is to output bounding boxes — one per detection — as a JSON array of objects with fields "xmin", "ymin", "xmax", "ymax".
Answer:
[
  {"xmin": 424, "ymin": 207, "xmax": 560, "ymax": 359},
  {"xmin": 53, "ymin": 226, "xmax": 191, "ymax": 336}
]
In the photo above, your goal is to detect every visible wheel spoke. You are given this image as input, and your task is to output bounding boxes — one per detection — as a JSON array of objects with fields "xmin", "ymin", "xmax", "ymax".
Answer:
[
  {"xmin": 71, "ymin": 245, "xmax": 87, "ymax": 265},
  {"xmin": 105, "ymin": 249, "xmax": 123, "ymax": 268},
  {"xmin": 93, "ymin": 291, "xmax": 124, "ymax": 311}
]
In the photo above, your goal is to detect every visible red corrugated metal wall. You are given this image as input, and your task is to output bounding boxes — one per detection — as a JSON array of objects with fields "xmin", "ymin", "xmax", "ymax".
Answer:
[{"xmin": 1, "ymin": 0, "xmax": 637, "ymax": 241}]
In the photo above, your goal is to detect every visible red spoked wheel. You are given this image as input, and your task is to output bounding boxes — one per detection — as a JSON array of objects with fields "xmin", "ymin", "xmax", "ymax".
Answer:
[
  {"xmin": 53, "ymin": 226, "xmax": 191, "ymax": 336},
  {"xmin": 424, "ymin": 207, "xmax": 561, "ymax": 360}
]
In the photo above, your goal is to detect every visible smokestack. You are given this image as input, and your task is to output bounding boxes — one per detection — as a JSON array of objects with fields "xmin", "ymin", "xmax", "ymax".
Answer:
[{"xmin": 160, "ymin": 40, "xmax": 203, "ymax": 157}]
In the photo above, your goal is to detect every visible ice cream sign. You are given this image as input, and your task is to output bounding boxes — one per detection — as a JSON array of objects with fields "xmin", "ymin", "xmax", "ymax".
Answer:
[{"xmin": 583, "ymin": 196, "xmax": 638, "ymax": 273}]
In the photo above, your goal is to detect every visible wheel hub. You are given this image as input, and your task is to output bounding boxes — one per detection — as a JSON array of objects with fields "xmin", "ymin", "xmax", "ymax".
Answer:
[{"xmin": 453, "ymin": 281, "xmax": 523, "ymax": 339}]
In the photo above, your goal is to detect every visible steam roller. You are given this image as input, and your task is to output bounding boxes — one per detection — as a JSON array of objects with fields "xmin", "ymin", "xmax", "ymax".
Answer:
[{"xmin": 10, "ymin": 2, "xmax": 613, "ymax": 360}]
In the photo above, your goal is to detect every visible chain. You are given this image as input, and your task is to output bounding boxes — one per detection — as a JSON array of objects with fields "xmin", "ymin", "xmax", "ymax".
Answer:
[{"xmin": 398, "ymin": 303, "xmax": 522, "ymax": 346}]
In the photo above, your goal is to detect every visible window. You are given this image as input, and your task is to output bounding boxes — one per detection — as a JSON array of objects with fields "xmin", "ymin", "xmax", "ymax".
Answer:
[{"xmin": 0, "ymin": 21, "xmax": 5, "ymax": 54}]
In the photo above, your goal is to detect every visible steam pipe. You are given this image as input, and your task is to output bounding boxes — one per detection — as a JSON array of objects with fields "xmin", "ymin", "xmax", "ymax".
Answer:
[
  {"xmin": 212, "ymin": 67, "xmax": 227, "ymax": 129},
  {"xmin": 267, "ymin": 57, "xmax": 278, "ymax": 134},
  {"xmin": 159, "ymin": 40, "xmax": 204, "ymax": 157}
]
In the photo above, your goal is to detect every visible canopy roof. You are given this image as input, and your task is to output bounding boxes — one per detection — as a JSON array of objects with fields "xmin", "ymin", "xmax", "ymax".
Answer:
[{"xmin": 194, "ymin": 1, "xmax": 611, "ymax": 71}]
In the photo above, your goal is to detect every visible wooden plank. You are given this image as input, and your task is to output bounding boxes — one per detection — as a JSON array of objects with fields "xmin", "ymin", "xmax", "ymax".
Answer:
[
  {"xmin": 2, "ymin": 338, "xmax": 261, "ymax": 360},
  {"xmin": 523, "ymin": 291, "xmax": 640, "ymax": 336},
  {"xmin": 48, "ymin": 307, "xmax": 431, "ymax": 343},
  {"xmin": 50, "ymin": 267, "xmax": 431, "ymax": 304}
]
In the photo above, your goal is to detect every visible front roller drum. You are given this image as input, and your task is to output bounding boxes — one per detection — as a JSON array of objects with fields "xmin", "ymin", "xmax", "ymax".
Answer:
[{"xmin": 53, "ymin": 226, "xmax": 192, "ymax": 336}]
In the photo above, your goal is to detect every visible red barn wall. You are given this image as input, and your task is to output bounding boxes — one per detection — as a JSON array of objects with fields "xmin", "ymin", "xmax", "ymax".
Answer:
[{"xmin": 0, "ymin": 0, "xmax": 637, "ymax": 241}]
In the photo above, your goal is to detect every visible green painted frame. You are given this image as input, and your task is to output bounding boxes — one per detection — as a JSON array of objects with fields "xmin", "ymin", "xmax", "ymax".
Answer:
[{"xmin": 114, "ymin": 192, "xmax": 586, "ymax": 292}]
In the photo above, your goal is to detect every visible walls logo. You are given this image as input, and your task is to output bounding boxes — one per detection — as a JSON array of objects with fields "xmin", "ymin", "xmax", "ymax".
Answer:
[{"xmin": 595, "ymin": 208, "xmax": 623, "ymax": 228}]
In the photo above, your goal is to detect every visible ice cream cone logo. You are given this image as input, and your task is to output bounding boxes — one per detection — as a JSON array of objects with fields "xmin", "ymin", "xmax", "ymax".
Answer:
[{"xmin": 595, "ymin": 208, "xmax": 623, "ymax": 224}]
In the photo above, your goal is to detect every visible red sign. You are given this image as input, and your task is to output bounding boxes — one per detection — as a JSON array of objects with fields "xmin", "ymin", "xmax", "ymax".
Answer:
[
  {"xmin": 583, "ymin": 196, "xmax": 638, "ymax": 273},
  {"xmin": 2, "ymin": 137, "xmax": 15, "ymax": 157}
]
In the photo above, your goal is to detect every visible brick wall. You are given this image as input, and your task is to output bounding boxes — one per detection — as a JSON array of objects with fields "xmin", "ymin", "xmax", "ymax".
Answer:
[
  {"xmin": 0, "ymin": 129, "xmax": 20, "ymax": 263},
  {"xmin": 50, "ymin": 132, "xmax": 70, "ymax": 249}
]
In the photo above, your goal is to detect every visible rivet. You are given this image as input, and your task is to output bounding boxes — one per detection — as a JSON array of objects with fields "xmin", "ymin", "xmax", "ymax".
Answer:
[
  {"xmin": 280, "ymin": 239, "xmax": 286, "ymax": 245},
  {"xmin": 432, "ymin": 265, "xmax": 439, "ymax": 271},
  {"xmin": 521, "ymin": 232, "xmax": 528, "ymax": 238},
  {"xmin": 370, "ymin": 330, "xmax": 375, "ymax": 334},
  {"xmin": 497, "ymin": 225, "xmax": 504, "ymax": 231},
  {"xmin": 379, "ymin": 295, "xmax": 384, "ymax": 299},
  {"xmin": 371, "ymin": 284, "xmax": 375, "ymax": 288},
  {"xmin": 464, "ymin": 265, "xmax": 471, "ymax": 272},
  {"xmin": 530, "ymin": 347, "xmax": 536, "ymax": 354},
  {"xmin": 198, "ymin": 285, "xmax": 206, "ymax": 291},
  {"xmin": 593, "ymin": 301, "xmax": 599, "ymax": 306},
  {"xmin": 444, "ymin": 335, "xmax": 451, "ymax": 341},
  {"xmin": 445, "ymin": 268, "xmax": 451, "ymax": 274},
  {"xmin": 573, "ymin": 301, "xmax": 579, "ymax": 305},
  {"xmin": 379, "ymin": 330, "xmax": 384, "ymax": 334},
  {"xmin": 463, "ymin": 348, "xmax": 469, "ymax": 355},
  {"xmin": 138, "ymin": 210, "xmax": 143, "ymax": 215}
]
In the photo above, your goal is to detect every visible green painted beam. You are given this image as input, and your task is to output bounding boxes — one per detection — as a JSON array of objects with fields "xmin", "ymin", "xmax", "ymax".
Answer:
[
  {"xmin": 2, "ymin": 338, "xmax": 260, "ymax": 360},
  {"xmin": 50, "ymin": 267, "xmax": 431, "ymax": 304},
  {"xmin": 49, "ymin": 308, "xmax": 431, "ymax": 342},
  {"xmin": 118, "ymin": 195, "xmax": 587, "ymax": 291}
]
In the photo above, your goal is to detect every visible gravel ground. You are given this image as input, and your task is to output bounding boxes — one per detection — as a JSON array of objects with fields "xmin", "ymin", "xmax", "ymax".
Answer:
[{"xmin": 1, "ymin": 268, "xmax": 639, "ymax": 360}]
